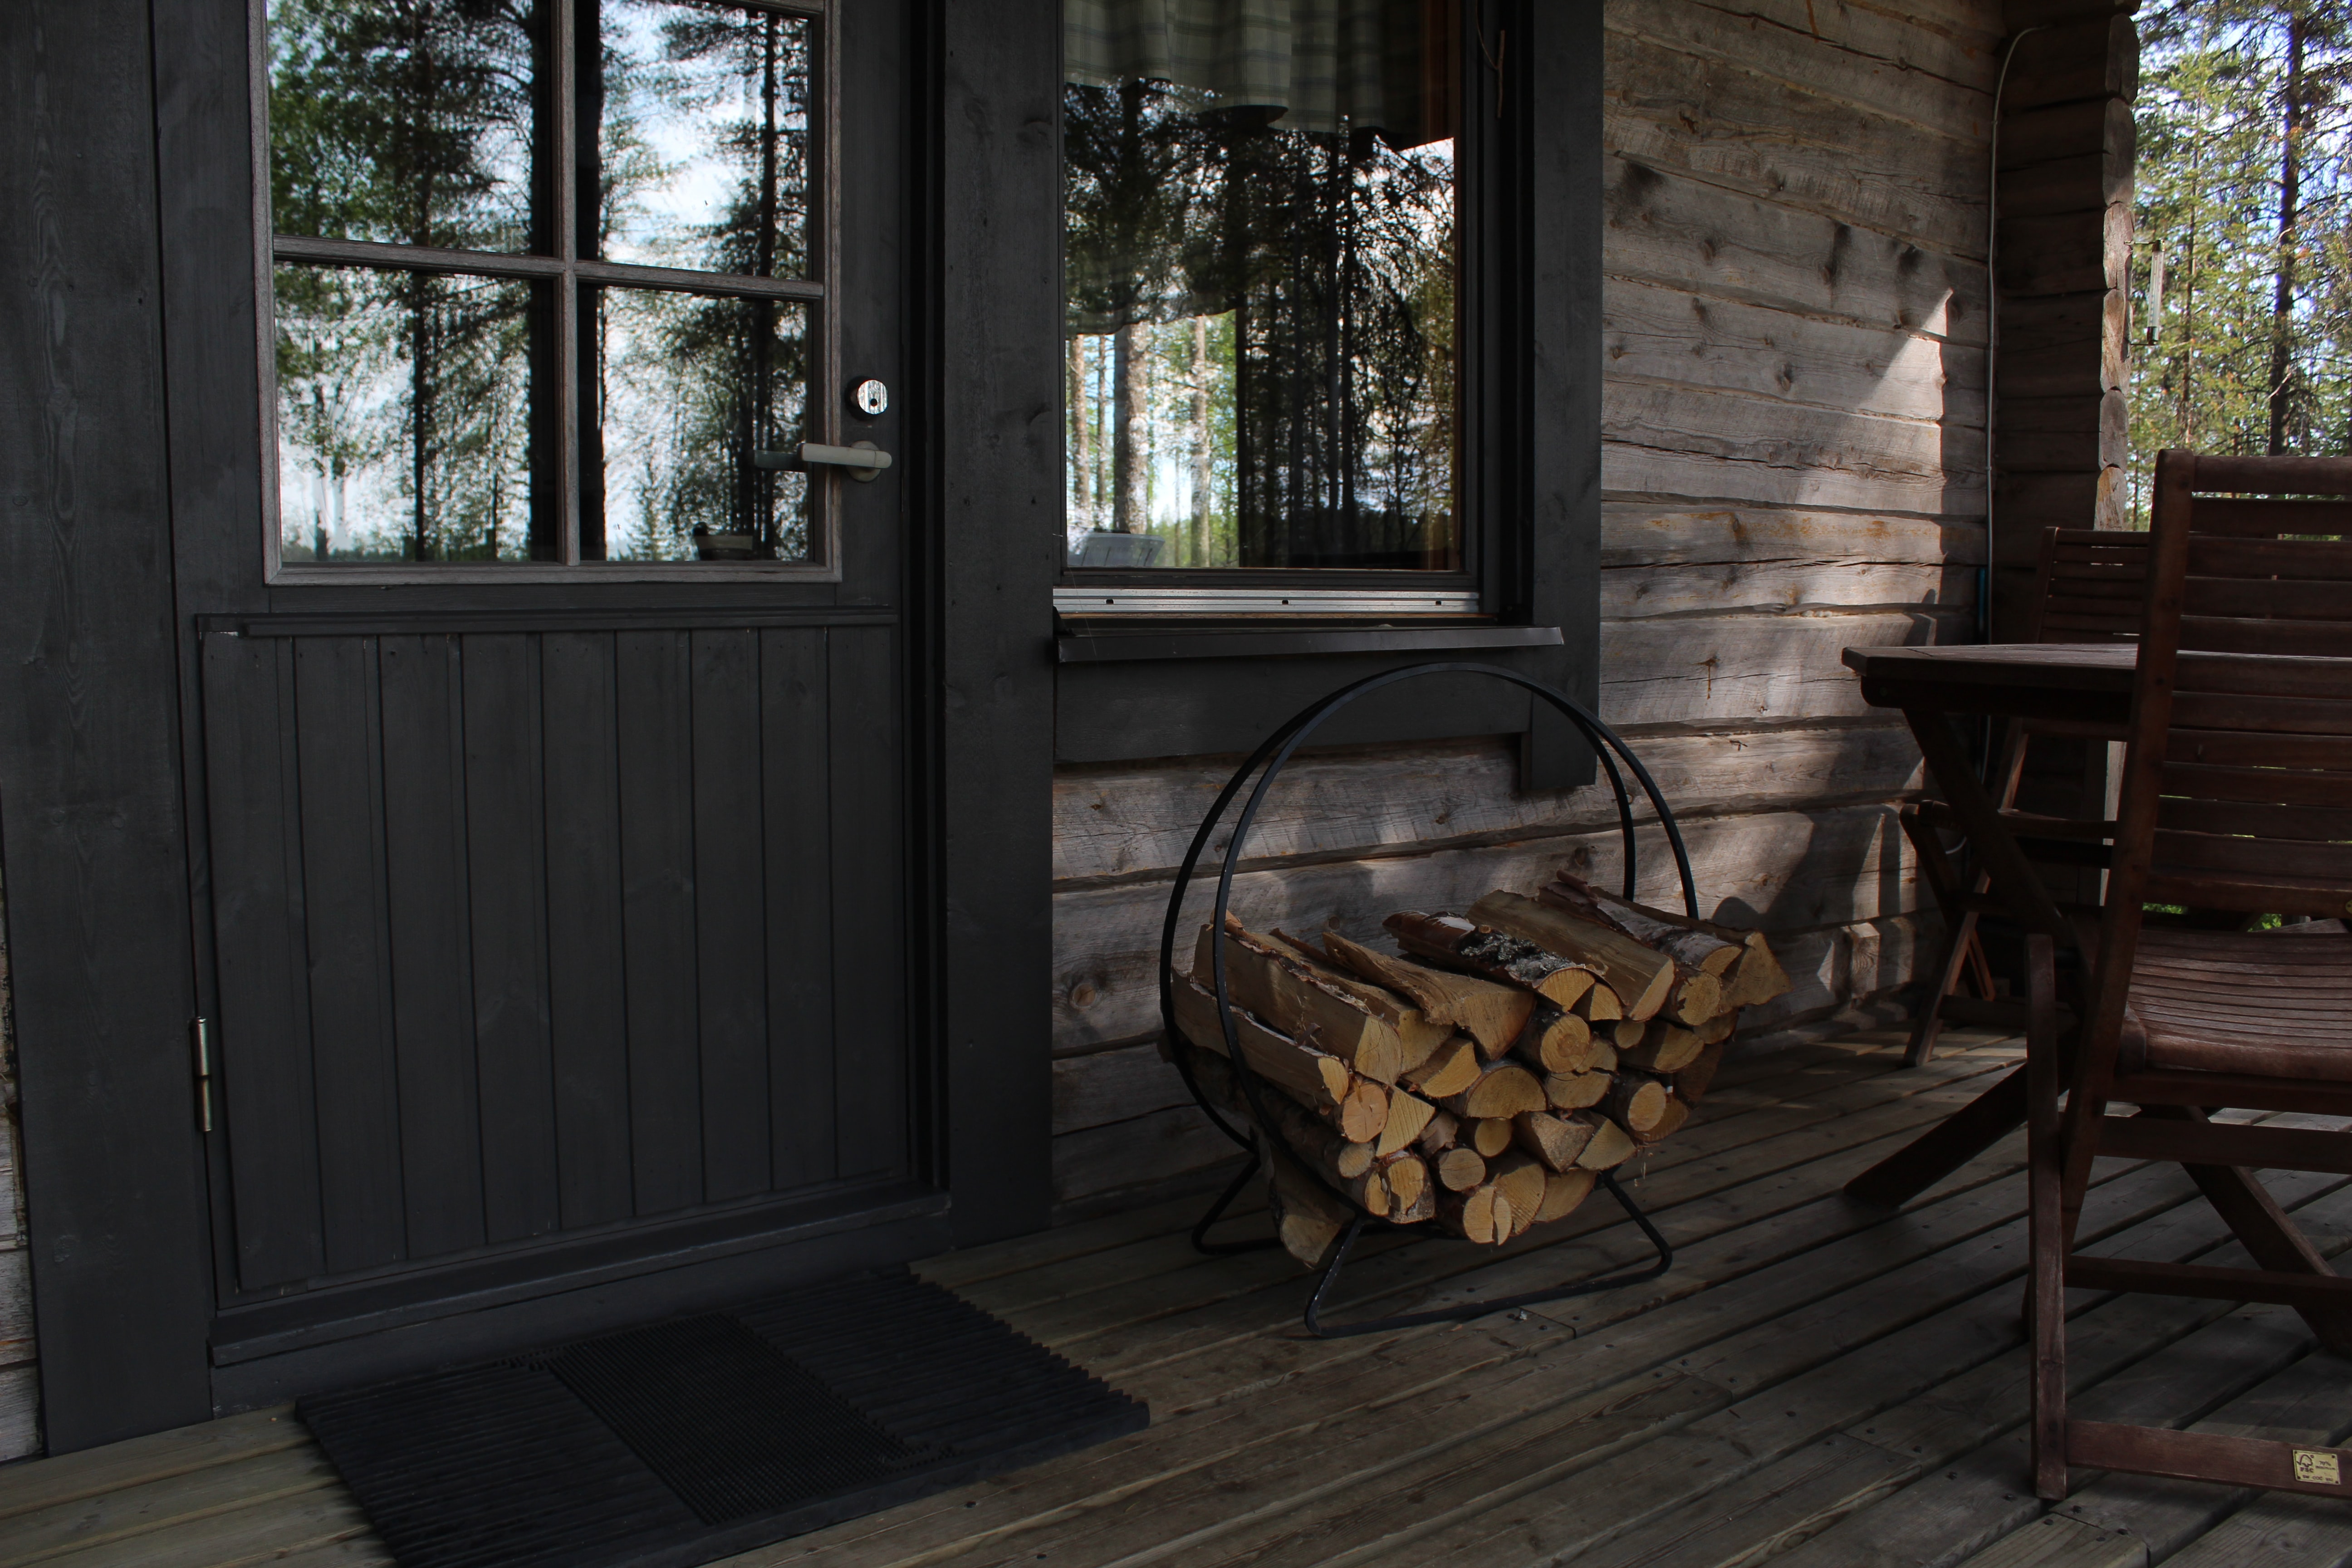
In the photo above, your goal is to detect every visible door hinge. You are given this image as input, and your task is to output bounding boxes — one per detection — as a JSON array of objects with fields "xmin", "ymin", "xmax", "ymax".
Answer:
[{"xmin": 192, "ymin": 1017, "xmax": 214, "ymax": 1134}]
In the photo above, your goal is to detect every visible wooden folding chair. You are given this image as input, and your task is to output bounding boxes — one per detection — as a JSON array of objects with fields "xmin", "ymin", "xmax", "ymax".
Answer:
[
  {"xmin": 1904, "ymin": 526, "xmax": 2152, "ymax": 1063},
  {"xmin": 2029, "ymin": 449, "xmax": 2352, "ymax": 1501}
]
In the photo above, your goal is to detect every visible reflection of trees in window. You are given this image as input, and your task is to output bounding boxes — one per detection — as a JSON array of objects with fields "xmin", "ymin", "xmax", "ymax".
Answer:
[
  {"xmin": 1064, "ymin": 79, "xmax": 1457, "ymax": 570},
  {"xmin": 267, "ymin": 0, "xmax": 817, "ymax": 564}
]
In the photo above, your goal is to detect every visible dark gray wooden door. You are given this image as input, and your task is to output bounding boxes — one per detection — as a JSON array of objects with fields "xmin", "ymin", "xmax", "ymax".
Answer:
[{"xmin": 182, "ymin": 0, "xmax": 921, "ymax": 1333}]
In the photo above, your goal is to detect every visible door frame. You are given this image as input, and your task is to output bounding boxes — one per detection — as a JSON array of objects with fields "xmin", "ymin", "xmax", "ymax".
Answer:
[{"xmin": 0, "ymin": 0, "xmax": 1056, "ymax": 1450}]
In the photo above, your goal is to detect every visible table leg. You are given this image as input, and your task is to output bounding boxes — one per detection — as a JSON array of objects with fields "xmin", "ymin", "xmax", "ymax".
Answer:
[
  {"xmin": 1902, "ymin": 707, "xmax": 2077, "ymax": 949},
  {"xmin": 1844, "ymin": 1061, "xmax": 2029, "ymax": 1207}
]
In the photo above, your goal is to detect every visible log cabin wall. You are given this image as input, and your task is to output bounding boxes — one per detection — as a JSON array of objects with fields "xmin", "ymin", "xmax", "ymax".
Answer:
[{"xmin": 1046, "ymin": 0, "xmax": 2019, "ymax": 1220}]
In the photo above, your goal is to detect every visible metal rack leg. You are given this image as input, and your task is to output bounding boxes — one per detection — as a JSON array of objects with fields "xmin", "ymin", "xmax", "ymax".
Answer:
[
  {"xmin": 1299, "ymin": 1171, "xmax": 1675, "ymax": 1338},
  {"xmin": 1191, "ymin": 1151, "xmax": 1279, "ymax": 1256}
]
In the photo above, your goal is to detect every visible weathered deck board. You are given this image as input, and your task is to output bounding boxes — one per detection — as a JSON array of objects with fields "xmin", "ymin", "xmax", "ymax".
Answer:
[{"xmin": 12, "ymin": 1035, "xmax": 2345, "ymax": 1568}]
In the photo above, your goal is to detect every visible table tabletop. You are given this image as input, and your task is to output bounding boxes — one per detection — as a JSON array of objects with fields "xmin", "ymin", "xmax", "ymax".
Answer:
[{"xmin": 1843, "ymin": 642, "xmax": 2136, "ymax": 724}]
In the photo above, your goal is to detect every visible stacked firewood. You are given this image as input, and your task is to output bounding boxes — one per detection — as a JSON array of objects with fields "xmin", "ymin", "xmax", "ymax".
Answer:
[{"xmin": 1162, "ymin": 870, "xmax": 1793, "ymax": 1265}]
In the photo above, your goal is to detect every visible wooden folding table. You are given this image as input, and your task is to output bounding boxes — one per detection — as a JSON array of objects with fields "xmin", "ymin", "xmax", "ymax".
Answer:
[{"xmin": 1838, "ymin": 643, "xmax": 2135, "ymax": 1207}]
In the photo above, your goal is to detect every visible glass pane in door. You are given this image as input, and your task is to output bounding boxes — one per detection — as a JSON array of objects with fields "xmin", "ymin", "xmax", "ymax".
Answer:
[{"xmin": 584, "ymin": 288, "xmax": 813, "ymax": 562}]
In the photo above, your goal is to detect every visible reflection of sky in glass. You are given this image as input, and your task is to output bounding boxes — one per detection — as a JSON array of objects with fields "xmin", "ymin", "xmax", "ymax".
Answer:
[{"xmin": 599, "ymin": 1, "xmax": 810, "ymax": 277}]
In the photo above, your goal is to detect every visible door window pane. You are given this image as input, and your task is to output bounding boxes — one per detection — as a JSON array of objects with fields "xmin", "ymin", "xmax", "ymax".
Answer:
[
  {"xmin": 1063, "ymin": 1, "xmax": 1461, "ymax": 571},
  {"xmin": 275, "ymin": 263, "xmax": 553, "ymax": 563},
  {"xmin": 590, "ymin": 0, "xmax": 814, "ymax": 278},
  {"xmin": 268, "ymin": 0, "xmax": 545, "ymax": 254},
  {"xmin": 586, "ymin": 289, "xmax": 812, "ymax": 561}
]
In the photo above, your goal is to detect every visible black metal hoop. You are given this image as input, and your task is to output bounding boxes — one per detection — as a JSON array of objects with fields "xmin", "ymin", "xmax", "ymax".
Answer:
[{"xmin": 1155, "ymin": 662, "xmax": 1694, "ymax": 1335}]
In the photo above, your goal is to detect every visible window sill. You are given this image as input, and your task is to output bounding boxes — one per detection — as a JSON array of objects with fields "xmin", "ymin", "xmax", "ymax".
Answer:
[{"xmin": 1052, "ymin": 623, "xmax": 1564, "ymax": 664}]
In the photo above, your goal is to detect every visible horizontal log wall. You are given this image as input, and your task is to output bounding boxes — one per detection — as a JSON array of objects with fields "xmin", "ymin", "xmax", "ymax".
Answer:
[{"xmin": 1048, "ymin": 0, "xmax": 2005, "ymax": 1218}]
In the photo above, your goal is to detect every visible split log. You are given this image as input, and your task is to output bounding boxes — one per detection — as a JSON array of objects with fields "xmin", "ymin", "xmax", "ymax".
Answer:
[
  {"xmin": 1543, "ymin": 1069, "xmax": 1611, "ymax": 1111},
  {"xmin": 1607, "ymin": 1018, "xmax": 1648, "ymax": 1051},
  {"xmin": 1722, "ymin": 932, "xmax": 1794, "ymax": 1009},
  {"xmin": 1265, "ymin": 926, "xmax": 1452, "ymax": 1069},
  {"xmin": 1436, "ymin": 1147, "xmax": 1488, "ymax": 1191},
  {"xmin": 1381, "ymin": 1152, "xmax": 1430, "ymax": 1215},
  {"xmin": 1578, "ymin": 984, "xmax": 1625, "ymax": 1023},
  {"xmin": 1439, "ymin": 1183, "xmax": 1512, "ymax": 1245},
  {"xmin": 1619, "ymin": 1020, "xmax": 1706, "ymax": 1074},
  {"xmin": 1470, "ymin": 892, "xmax": 1719, "ymax": 1024},
  {"xmin": 1513, "ymin": 1110, "xmax": 1597, "ymax": 1173},
  {"xmin": 1697, "ymin": 1009, "xmax": 1737, "ymax": 1046},
  {"xmin": 1632, "ymin": 1094, "xmax": 1690, "ymax": 1147},
  {"xmin": 1537, "ymin": 1166, "xmax": 1598, "ymax": 1224},
  {"xmin": 1601, "ymin": 1073, "xmax": 1673, "ymax": 1139},
  {"xmin": 1192, "ymin": 922, "xmax": 1408, "ymax": 1084},
  {"xmin": 1384, "ymin": 911, "xmax": 1599, "ymax": 1008},
  {"xmin": 1470, "ymin": 1117, "xmax": 1514, "ymax": 1158},
  {"xmin": 1438, "ymin": 1059, "xmax": 1548, "ymax": 1121},
  {"xmin": 1400, "ymin": 1034, "xmax": 1483, "ymax": 1101},
  {"xmin": 1511, "ymin": 1003, "xmax": 1598, "ymax": 1074},
  {"xmin": 1169, "ymin": 979, "xmax": 1388, "ymax": 1142},
  {"xmin": 1320, "ymin": 930, "xmax": 1533, "ymax": 1058},
  {"xmin": 1548, "ymin": 875, "xmax": 1793, "ymax": 1010},
  {"xmin": 1416, "ymin": 1107, "xmax": 1459, "ymax": 1155},
  {"xmin": 1674, "ymin": 1040, "xmax": 1730, "ymax": 1107},
  {"xmin": 1267, "ymin": 1157, "xmax": 1354, "ymax": 1267},
  {"xmin": 1545, "ymin": 873, "xmax": 1743, "ymax": 976},
  {"xmin": 1590, "ymin": 1041, "xmax": 1619, "ymax": 1073},
  {"xmin": 1572, "ymin": 1112, "xmax": 1638, "ymax": 1171},
  {"xmin": 1492, "ymin": 1154, "xmax": 1549, "ymax": 1239},
  {"xmin": 1392, "ymin": 1181, "xmax": 1437, "ymax": 1225},
  {"xmin": 1375, "ymin": 1088, "xmax": 1437, "ymax": 1157}
]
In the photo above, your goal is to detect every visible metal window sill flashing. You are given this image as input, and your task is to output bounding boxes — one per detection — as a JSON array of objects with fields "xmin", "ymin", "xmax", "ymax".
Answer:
[{"xmin": 1054, "ymin": 622, "xmax": 1565, "ymax": 664}]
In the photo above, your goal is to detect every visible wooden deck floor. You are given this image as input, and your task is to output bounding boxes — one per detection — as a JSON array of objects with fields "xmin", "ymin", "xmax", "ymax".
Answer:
[{"xmin": 10, "ymin": 1029, "xmax": 2352, "ymax": 1568}]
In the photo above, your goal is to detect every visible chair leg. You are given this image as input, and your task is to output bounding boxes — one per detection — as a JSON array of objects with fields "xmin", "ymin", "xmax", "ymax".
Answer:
[
  {"xmin": 2141, "ymin": 1105, "xmax": 2352, "ymax": 1357},
  {"xmin": 2025, "ymin": 934, "xmax": 2070, "ymax": 1500},
  {"xmin": 1905, "ymin": 909, "xmax": 1978, "ymax": 1067}
]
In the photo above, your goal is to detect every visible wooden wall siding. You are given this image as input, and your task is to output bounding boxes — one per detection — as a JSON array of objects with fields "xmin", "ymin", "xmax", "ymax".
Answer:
[
  {"xmin": 199, "ymin": 626, "xmax": 904, "ymax": 1296},
  {"xmin": 0, "ymin": 872, "xmax": 33, "ymax": 1459},
  {"xmin": 1046, "ymin": 0, "xmax": 2008, "ymax": 1219}
]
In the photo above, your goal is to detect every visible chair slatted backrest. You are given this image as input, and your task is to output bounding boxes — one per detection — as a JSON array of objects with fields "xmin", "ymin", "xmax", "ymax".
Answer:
[
  {"xmin": 2109, "ymin": 454, "xmax": 2352, "ymax": 961},
  {"xmin": 2029, "ymin": 527, "xmax": 2152, "ymax": 644}
]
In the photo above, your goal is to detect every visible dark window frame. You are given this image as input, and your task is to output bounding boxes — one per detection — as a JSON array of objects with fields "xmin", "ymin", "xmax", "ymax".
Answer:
[
  {"xmin": 1049, "ymin": 0, "xmax": 1602, "ymax": 785},
  {"xmin": 252, "ymin": 0, "xmax": 852, "ymax": 583}
]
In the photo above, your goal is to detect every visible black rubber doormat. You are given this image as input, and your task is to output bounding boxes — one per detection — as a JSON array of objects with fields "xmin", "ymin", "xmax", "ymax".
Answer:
[{"xmin": 298, "ymin": 1268, "xmax": 1149, "ymax": 1568}]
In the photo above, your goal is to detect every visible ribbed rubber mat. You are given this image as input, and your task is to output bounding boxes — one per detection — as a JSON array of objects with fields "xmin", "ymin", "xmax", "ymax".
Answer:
[{"xmin": 299, "ymin": 1269, "xmax": 1149, "ymax": 1568}]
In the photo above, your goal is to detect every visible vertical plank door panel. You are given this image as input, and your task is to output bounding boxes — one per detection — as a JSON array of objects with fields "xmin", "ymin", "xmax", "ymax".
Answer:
[
  {"xmin": 375, "ymin": 634, "xmax": 486, "ymax": 1259},
  {"xmin": 291, "ymin": 637, "xmax": 407, "ymax": 1274},
  {"xmin": 541, "ymin": 631, "xmax": 635, "ymax": 1228},
  {"xmin": 615, "ymin": 630, "xmax": 704, "ymax": 1215},
  {"xmin": 828, "ymin": 627, "xmax": 907, "ymax": 1181},
  {"xmin": 691, "ymin": 630, "xmax": 771, "ymax": 1202},
  {"xmin": 200, "ymin": 634, "xmax": 326, "ymax": 1289},
  {"xmin": 761, "ymin": 629, "xmax": 837, "ymax": 1191},
  {"xmin": 461, "ymin": 634, "xmax": 561, "ymax": 1243}
]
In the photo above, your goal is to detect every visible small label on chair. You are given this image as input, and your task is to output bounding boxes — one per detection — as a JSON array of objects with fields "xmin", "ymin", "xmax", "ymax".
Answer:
[{"xmin": 2294, "ymin": 1450, "xmax": 2341, "ymax": 1486}]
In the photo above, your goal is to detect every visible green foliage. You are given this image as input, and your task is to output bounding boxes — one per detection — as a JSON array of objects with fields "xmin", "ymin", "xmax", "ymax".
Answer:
[{"xmin": 2129, "ymin": 0, "xmax": 2352, "ymax": 519}]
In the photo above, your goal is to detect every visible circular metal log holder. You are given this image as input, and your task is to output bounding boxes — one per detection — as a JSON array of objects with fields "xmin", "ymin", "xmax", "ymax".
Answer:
[{"xmin": 1156, "ymin": 662, "xmax": 1696, "ymax": 1338}]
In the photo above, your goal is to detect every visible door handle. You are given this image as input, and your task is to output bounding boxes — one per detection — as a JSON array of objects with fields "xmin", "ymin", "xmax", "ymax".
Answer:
[{"xmin": 753, "ymin": 441, "xmax": 893, "ymax": 482}]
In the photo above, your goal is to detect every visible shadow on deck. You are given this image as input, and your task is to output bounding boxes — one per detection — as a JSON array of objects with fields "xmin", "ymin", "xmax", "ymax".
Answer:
[{"xmin": 9, "ymin": 1029, "xmax": 2351, "ymax": 1568}]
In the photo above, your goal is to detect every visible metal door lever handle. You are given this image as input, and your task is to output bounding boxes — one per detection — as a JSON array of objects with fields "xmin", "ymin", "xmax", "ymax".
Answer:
[{"xmin": 754, "ymin": 441, "xmax": 892, "ymax": 481}]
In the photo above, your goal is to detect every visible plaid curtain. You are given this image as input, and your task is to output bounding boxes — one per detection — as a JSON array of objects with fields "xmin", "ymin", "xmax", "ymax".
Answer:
[{"xmin": 1064, "ymin": 0, "xmax": 1426, "ymax": 136}]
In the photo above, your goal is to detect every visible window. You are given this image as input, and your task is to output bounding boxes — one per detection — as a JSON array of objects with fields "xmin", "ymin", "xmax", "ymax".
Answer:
[
  {"xmin": 1059, "ymin": 0, "xmax": 1471, "ymax": 611},
  {"xmin": 263, "ymin": 0, "xmax": 829, "ymax": 571}
]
